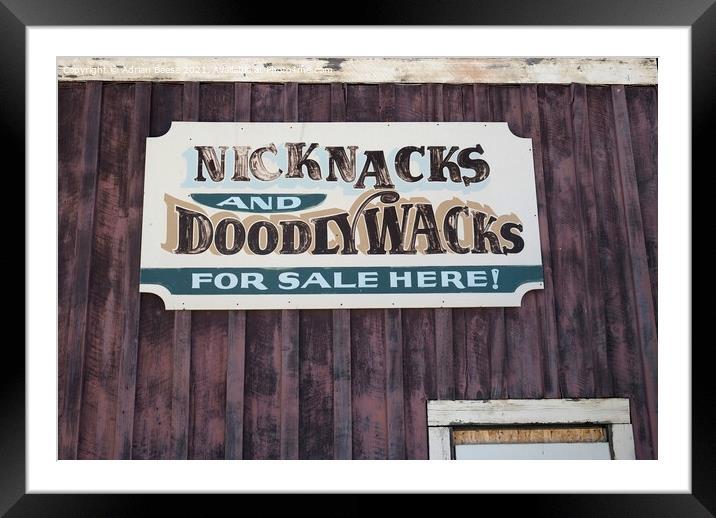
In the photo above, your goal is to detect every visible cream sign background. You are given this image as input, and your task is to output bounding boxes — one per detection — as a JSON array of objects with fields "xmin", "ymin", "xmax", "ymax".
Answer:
[{"xmin": 140, "ymin": 122, "xmax": 543, "ymax": 309}]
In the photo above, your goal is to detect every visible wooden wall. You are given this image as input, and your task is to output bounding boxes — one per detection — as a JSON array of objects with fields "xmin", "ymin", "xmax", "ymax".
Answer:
[{"xmin": 58, "ymin": 81, "xmax": 658, "ymax": 459}]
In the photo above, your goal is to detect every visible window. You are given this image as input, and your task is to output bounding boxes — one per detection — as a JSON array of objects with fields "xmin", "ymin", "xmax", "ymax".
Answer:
[{"xmin": 427, "ymin": 398, "xmax": 635, "ymax": 460}]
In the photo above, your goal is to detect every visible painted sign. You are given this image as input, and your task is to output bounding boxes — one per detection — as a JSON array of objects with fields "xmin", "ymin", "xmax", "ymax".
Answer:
[{"xmin": 140, "ymin": 122, "xmax": 543, "ymax": 309}]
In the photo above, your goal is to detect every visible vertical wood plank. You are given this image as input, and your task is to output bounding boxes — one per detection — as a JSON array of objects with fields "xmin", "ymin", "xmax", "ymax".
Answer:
[
  {"xmin": 378, "ymin": 83, "xmax": 396, "ymax": 121},
  {"xmin": 113, "ymin": 83, "xmax": 152, "ymax": 459},
  {"xmin": 168, "ymin": 82, "xmax": 199, "ymax": 460},
  {"xmin": 57, "ymin": 83, "xmax": 83, "ymax": 455},
  {"xmin": 77, "ymin": 83, "xmax": 135, "ymax": 459},
  {"xmin": 394, "ymin": 83, "xmax": 427, "ymax": 122},
  {"xmin": 186, "ymin": 83, "xmax": 233, "ymax": 459},
  {"xmin": 280, "ymin": 311, "xmax": 300, "ymax": 459},
  {"xmin": 424, "ymin": 83, "xmax": 443, "ymax": 121},
  {"xmin": 537, "ymin": 84, "xmax": 595, "ymax": 399},
  {"xmin": 452, "ymin": 307, "xmax": 468, "ymax": 400},
  {"xmin": 402, "ymin": 309, "xmax": 433, "ymax": 459},
  {"xmin": 345, "ymin": 83, "xmax": 380, "ymax": 121},
  {"xmin": 485, "ymin": 92, "xmax": 509, "ymax": 398},
  {"xmin": 298, "ymin": 304, "xmax": 334, "ymax": 459},
  {"xmin": 435, "ymin": 309, "xmax": 454, "ymax": 399},
  {"xmin": 129, "ymin": 82, "xmax": 179, "ymax": 460},
  {"xmin": 251, "ymin": 83, "xmax": 285, "ymax": 122},
  {"xmin": 298, "ymin": 83, "xmax": 331, "ymax": 122},
  {"xmin": 350, "ymin": 307, "xmax": 387, "ymax": 459},
  {"xmin": 346, "ymin": 83, "xmax": 388, "ymax": 459},
  {"xmin": 395, "ymin": 84, "xmax": 433, "ymax": 458},
  {"xmin": 492, "ymin": 86, "xmax": 545, "ymax": 399},
  {"xmin": 623, "ymin": 85, "xmax": 660, "ymax": 456},
  {"xmin": 223, "ymin": 82, "xmax": 251, "ymax": 460},
  {"xmin": 279, "ymin": 82, "xmax": 300, "ymax": 460},
  {"xmin": 132, "ymin": 85, "xmax": 181, "ymax": 458},
  {"xmin": 611, "ymin": 85, "xmax": 658, "ymax": 458},
  {"xmin": 570, "ymin": 83, "xmax": 611, "ymax": 397},
  {"xmin": 198, "ymin": 82, "xmax": 234, "ymax": 120},
  {"xmin": 444, "ymin": 84, "xmax": 468, "ymax": 400},
  {"xmin": 188, "ymin": 310, "xmax": 228, "ymax": 459},
  {"xmin": 520, "ymin": 85, "xmax": 562, "ymax": 399},
  {"xmin": 428, "ymin": 427, "xmax": 451, "ymax": 460},
  {"xmin": 182, "ymin": 82, "xmax": 199, "ymax": 121},
  {"xmin": 58, "ymin": 85, "xmax": 88, "ymax": 401},
  {"xmin": 471, "ymin": 85, "xmax": 508, "ymax": 399},
  {"xmin": 224, "ymin": 311, "xmax": 246, "ymax": 459},
  {"xmin": 297, "ymin": 83, "xmax": 334, "ymax": 459},
  {"xmin": 587, "ymin": 86, "xmax": 651, "ymax": 459},
  {"xmin": 132, "ymin": 294, "xmax": 174, "ymax": 459},
  {"xmin": 243, "ymin": 83, "xmax": 284, "ymax": 459},
  {"xmin": 485, "ymin": 88, "xmax": 507, "ymax": 400},
  {"xmin": 384, "ymin": 309, "xmax": 406, "ymax": 459},
  {"xmin": 378, "ymin": 83, "xmax": 406, "ymax": 459},
  {"xmin": 461, "ymin": 85, "xmax": 495, "ymax": 400},
  {"xmin": 330, "ymin": 83, "xmax": 347, "ymax": 122},
  {"xmin": 58, "ymin": 82, "xmax": 102, "ymax": 459},
  {"xmin": 330, "ymin": 83, "xmax": 352, "ymax": 460},
  {"xmin": 461, "ymin": 84, "xmax": 476, "ymax": 123},
  {"xmin": 282, "ymin": 81, "xmax": 298, "ymax": 121},
  {"xmin": 147, "ymin": 83, "xmax": 182, "ymax": 137},
  {"xmin": 625, "ymin": 86, "xmax": 658, "ymax": 320},
  {"xmin": 472, "ymin": 84, "xmax": 492, "ymax": 121},
  {"xmin": 442, "ymin": 84, "xmax": 463, "ymax": 122},
  {"xmin": 434, "ymin": 84, "xmax": 463, "ymax": 401},
  {"xmin": 170, "ymin": 312, "xmax": 191, "ymax": 459},
  {"xmin": 610, "ymin": 424, "xmax": 637, "ymax": 460},
  {"xmin": 244, "ymin": 307, "xmax": 282, "ymax": 459},
  {"xmin": 234, "ymin": 82, "xmax": 252, "ymax": 122},
  {"xmin": 425, "ymin": 83, "xmax": 454, "ymax": 400},
  {"xmin": 332, "ymin": 309, "xmax": 352, "ymax": 459}
]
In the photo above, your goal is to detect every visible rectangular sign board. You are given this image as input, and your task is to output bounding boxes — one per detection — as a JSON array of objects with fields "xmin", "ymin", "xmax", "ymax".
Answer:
[{"xmin": 140, "ymin": 122, "xmax": 543, "ymax": 309}]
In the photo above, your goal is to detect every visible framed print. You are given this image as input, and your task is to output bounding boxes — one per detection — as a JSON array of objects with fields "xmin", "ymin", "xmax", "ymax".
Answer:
[{"xmin": 10, "ymin": 1, "xmax": 707, "ymax": 514}]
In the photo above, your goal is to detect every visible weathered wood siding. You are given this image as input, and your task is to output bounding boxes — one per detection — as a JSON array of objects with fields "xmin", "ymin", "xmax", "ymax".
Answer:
[{"xmin": 58, "ymin": 81, "xmax": 658, "ymax": 459}]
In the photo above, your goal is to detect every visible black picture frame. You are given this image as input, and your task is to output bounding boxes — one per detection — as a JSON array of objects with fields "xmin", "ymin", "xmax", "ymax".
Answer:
[{"xmin": 7, "ymin": 1, "xmax": 707, "ymax": 514}]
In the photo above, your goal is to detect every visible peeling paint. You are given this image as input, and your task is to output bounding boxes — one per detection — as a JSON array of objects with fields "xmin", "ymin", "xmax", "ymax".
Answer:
[{"xmin": 322, "ymin": 58, "xmax": 346, "ymax": 71}]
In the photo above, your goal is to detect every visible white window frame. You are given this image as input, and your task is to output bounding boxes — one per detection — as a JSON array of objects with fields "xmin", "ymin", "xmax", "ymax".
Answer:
[{"xmin": 427, "ymin": 398, "xmax": 636, "ymax": 460}]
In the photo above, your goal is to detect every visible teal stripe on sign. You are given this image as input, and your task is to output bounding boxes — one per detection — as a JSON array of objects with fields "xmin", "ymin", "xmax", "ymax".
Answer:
[{"xmin": 140, "ymin": 265, "xmax": 543, "ymax": 295}]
